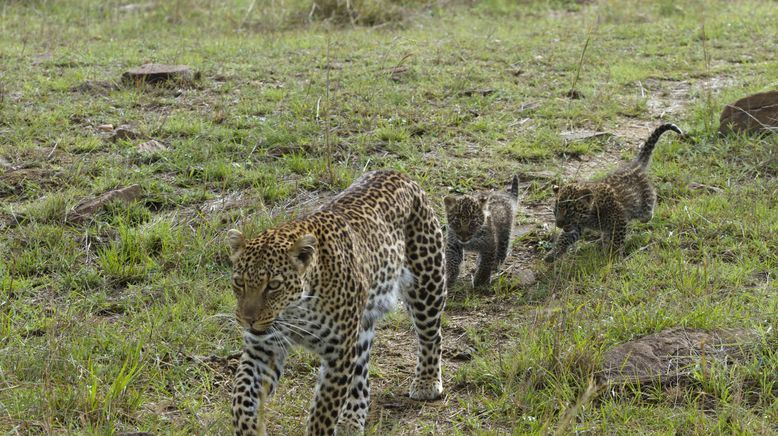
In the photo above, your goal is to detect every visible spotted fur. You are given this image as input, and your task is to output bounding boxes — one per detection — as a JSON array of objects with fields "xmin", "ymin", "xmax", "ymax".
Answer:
[
  {"xmin": 227, "ymin": 170, "xmax": 447, "ymax": 435},
  {"xmin": 444, "ymin": 175, "xmax": 519, "ymax": 289},
  {"xmin": 545, "ymin": 124, "xmax": 683, "ymax": 261}
]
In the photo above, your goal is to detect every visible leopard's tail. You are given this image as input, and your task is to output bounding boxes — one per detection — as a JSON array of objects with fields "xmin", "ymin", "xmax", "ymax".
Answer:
[
  {"xmin": 510, "ymin": 175, "xmax": 519, "ymax": 200},
  {"xmin": 637, "ymin": 123, "xmax": 683, "ymax": 168}
]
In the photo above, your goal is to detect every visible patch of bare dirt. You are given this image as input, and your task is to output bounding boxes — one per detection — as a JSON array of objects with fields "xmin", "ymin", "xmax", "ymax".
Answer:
[{"xmin": 643, "ymin": 78, "xmax": 691, "ymax": 118}]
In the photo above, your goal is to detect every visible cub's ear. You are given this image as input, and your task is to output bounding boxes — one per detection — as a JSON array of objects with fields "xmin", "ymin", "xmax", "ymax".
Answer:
[
  {"xmin": 552, "ymin": 185, "xmax": 560, "ymax": 194},
  {"xmin": 478, "ymin": 195, "xmax": 489, "ymax": 208},
  {"xmin": 289, "ymin": 234, "xmax": 317, "ymax": 272},
  {"xmin": 227, "ymin": 229, "xmax": 245, "ymax": 263},
  {"xmin": 443, "ymin": 195, "xmax": 456, "ymax": 210}
]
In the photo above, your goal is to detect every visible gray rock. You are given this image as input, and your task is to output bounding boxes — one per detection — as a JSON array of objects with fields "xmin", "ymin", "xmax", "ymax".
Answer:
[
  {"xmin": 515, "ymin": 268, "xmax": 536, "ymax": 287},
  {"xmin": 137, "ymin": 140, "xmax": 166, "ymax": 153}
]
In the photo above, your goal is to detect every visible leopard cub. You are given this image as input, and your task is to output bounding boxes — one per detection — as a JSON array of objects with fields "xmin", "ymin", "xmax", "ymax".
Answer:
[
  {"xmin": 544, "ymin": 123, "xmax": 683, "ymax": 262},
  {"xmin": 445, "ymin": 175, "xmax": 519, "ymax": 289}
]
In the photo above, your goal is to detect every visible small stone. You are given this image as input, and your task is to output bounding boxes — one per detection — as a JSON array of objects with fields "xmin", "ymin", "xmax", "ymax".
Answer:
[
  {"xmin": 137, "ymin": 140, "xmax": 167, "ymax": 153},
  {"xmin": 688, "ymin": 182, "xmax": 724, "ymax": 194},
  {"xmin": 565, "ymin": 89, "xmax": 584, "ymax": 99},
  {"xmin": 97, "ymin": 124, "xmax": 114, "ymax": 132},
  {"xmin": 459, "ymin": 89, "xmax": 495, "ymax": 97},
  {"xmin": 112, "ymin": 126, "xmax": 142, "ymax": 141},
  {"xmin": 719, "ymin": 90, "xmax": 778, "ymax": 135},
  {"xmin": 515, "ymin": 269, "xmax": 536, "ymax": 287},
  {"xmin": 122, "ymin": 63, "xmax": 194, "ymax": 86}
]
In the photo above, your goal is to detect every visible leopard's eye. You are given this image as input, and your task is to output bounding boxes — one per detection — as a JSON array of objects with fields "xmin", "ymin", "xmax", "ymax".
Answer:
[
  {"xmin": 266, "ymin": 279, "xmax": 282, "ymax": 293},
  {"xmin": 232, "ymin": 277, "xmax": 244, "ymax": 295}
]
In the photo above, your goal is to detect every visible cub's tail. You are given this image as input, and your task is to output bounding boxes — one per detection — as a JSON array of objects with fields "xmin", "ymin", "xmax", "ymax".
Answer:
[
  {"xmin": 637, "ymin": 123, "xmax": 683, "ymax": 168},
  {"xmin": 510, "ymin": 175, "xmax": 519, "ymax": 199}
]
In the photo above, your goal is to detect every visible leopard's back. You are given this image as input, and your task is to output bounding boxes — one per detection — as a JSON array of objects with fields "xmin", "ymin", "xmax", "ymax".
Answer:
[{"xmin": 601, "ymin": 163, "xmax": 655, "ymax": 222}]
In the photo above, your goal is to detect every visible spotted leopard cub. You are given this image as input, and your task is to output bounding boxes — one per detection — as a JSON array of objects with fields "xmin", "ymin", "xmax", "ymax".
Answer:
[
  {"xmin": 445, "ymin": 175, "xmax": 519, "ymax": 289},
  {"xmin": 227, "ymin": 170, "xmax": 447, "ymax": 436},
  {"xmin": 544, "ymin": 123, "xmax": 683, "ymax": 262}
]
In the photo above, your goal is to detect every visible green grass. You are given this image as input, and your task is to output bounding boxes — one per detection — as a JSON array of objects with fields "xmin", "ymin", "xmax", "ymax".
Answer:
[{"xmin": 1, "ymin": 0, "xmax": 777, "ymax": 433}]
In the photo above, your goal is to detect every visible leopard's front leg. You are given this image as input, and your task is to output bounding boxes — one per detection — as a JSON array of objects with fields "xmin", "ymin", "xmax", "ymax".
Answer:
[
  {"xmin": 544, "ymin": 226, "xmax": 581, "ymax": 262},
  {"xmin": 308, "ymin": 335, "xmax": 358, "ymax": 436},
  {"xmin": 232, "ymin": 334, "xmax": 287, "ymax": 436}
]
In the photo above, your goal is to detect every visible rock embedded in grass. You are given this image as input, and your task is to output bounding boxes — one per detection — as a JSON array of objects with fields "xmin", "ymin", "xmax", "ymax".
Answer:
[
  {"xmin": 112, "ymin": 125, "xmax": 143, "ymax": 142},
  {"xmin": 719, "ymin": 91, "xmax": 778, "ymax": 135},
  {"xmin": 137, "ymin": 139, "xmax": 167, "ymax": 153},
  {"xmin": 67, "ymin": 184, "xmax": 144, "ymax": 222},
  {"xmin": 122, "ymin": 63, "xmax": 195, "ymax": 86},
  {"xmin": 600, "ymin": 327, "xmax": 758, "ymax": 385}
]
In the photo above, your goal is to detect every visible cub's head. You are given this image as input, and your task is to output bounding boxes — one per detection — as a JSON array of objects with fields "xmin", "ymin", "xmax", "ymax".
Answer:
[
  {"xmin": 227, "ymin": 228, "xmax": 316, "ymax": 335},
  {"xmin": 444, "ymin": 195, "xmax": 487, "ymax": 244},
  {"xmin": 552, "ymin": 184, "xmax": 593, "ymax": 230}
]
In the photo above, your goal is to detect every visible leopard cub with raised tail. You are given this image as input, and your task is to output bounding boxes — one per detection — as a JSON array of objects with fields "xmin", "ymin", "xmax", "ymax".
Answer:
[
  {"xmin": 545, "ymin": 123, "xmax": 683, "ymax": 262},
  {"xmin": 445, "ymin": 175, "xmax": 519, "ymax": 289}
]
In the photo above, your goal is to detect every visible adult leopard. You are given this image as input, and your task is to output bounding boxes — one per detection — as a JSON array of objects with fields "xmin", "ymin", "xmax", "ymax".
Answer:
[{"xmin": 227, "ymin": 170, "xmax": 447, "ymax": 435}]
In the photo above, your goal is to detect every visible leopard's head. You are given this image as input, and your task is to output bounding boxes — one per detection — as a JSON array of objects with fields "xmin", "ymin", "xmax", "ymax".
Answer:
[
  {"xmin": 552, "ymin": 184, "xmax": 593, "ymax": 230},
  {"xmin": 226, "ymin": 228, "xmax": 316, "ymax": 335},
  {"xmin": 444, "ymin": 195, "xmax": 487, "ymax": 244}
]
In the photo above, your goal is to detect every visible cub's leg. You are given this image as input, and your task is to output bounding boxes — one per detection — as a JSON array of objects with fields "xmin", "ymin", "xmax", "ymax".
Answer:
[
  {"xmin": 232, "ymin": 335, "xmax": 287, "ymax": 436},
  {"xmin": 495, "ymin": 219, "xmax": 512, "ymax": 268},
  {"xmin": 404, "ymin": 215, "xmax": 446, "ymax": 400},
  {"xmin": 544, "ymin": 226, "xmax": 581, "ymax": 262},
  {"xmin": 605, "ymin": 212, "xmax": 628, "ymax": 256},
  {"xmin": 473, "ymin": 250, "xmax": 496, "ymax": 289},
  {"xmin": 445, "ymin": 235, "xmax": 464, "ymax": 289}
]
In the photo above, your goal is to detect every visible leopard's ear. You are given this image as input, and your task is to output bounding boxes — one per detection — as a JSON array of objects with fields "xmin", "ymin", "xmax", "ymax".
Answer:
[
  {"xmin": 289, "ymin": 234, "xmax": 317, "ymax": 272},
  {"xmin": 478, "ymin": 195, "xmax": 489, "ymax": 208},
  {"xmin": 552, "ymin": 185, "xmax": 560, "ymax": 194},
  {"xmin": 443, "ymin": 195, "xmax": 456, "ymax": 210},
  {"xmin": 227, "ymin": 229, "xmax": 245, "ymax": 264}
]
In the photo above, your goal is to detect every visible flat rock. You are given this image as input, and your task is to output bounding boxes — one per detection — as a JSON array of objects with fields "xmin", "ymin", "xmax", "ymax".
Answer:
[
  {"xmin": 600, "ymin": 327, "xmax": 757, "ymax": 385},
  {"xmin": 137, "ymin": 139, "xmax": 166, "ymax": 153},
  {"xmin": 515, "ymin": 268, "xmax": 536, "ymax": 287},
  {"xmin": 67, "ymin": 185, "xmax": 143, "ymax": 222},
  {"xmin": 97, "ymin": 124, "xmax": 114, "ymax": 132},
  {"xmin": 122, "ymin": 63, "xmax": 193, "ymax": 85},
  {"xmin": 719, "ymin": 90, "xmax": 778, "ymax": 135},
  {"xmin": 113, "ymin": 126, "xmax": 143, "ymax": 141}
]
